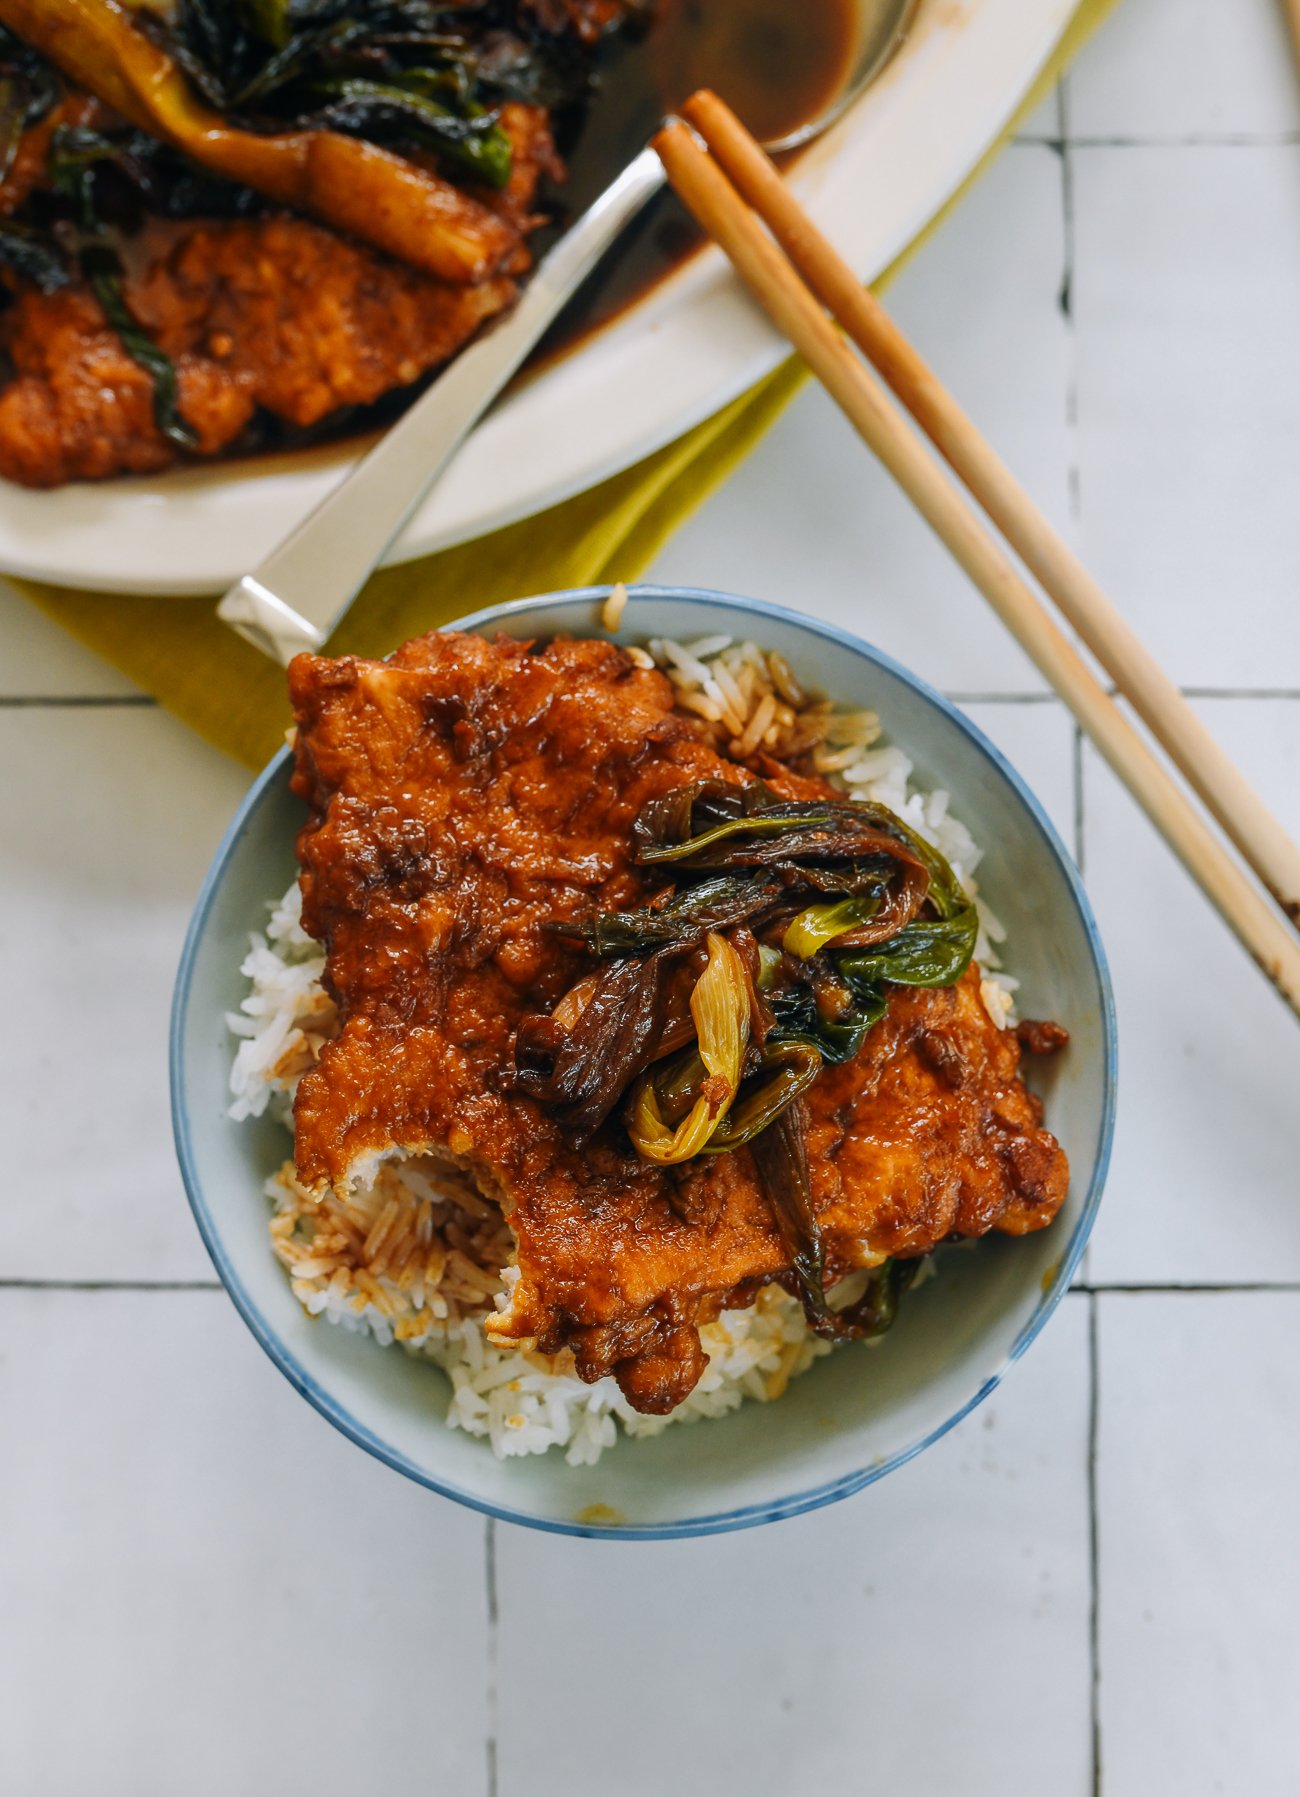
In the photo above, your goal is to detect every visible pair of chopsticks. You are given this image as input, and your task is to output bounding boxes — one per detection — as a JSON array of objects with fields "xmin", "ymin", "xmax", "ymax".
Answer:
[{"xmin": 654, "ymin": 92, "xmax": 1300, "ymax": 1023}]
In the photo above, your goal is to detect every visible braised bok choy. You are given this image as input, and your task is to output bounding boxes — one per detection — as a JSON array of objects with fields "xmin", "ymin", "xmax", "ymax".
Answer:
[{"xmin": 510, "ymin": 776, "xmax": 980, "ymax": 1338}]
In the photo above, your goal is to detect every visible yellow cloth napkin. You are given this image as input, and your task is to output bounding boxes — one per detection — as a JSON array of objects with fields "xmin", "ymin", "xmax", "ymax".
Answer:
[{"xmin": 15, "ymin": 0, "xmax": 1119, "ymax": 769}]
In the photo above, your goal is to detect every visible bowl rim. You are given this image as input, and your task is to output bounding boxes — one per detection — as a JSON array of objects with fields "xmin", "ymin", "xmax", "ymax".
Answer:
[{"xmin": 170, "ymin": 583, "xmax": 1117, "ymax": 1540}]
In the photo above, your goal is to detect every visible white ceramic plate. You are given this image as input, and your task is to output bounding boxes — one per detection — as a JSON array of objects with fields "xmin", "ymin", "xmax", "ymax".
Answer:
[{"xmin": 0, "ymin": 0, "xmax": 1075, "ymax": 594}]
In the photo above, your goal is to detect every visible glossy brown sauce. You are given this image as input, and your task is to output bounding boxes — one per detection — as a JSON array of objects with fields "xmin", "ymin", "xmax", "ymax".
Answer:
[
  {"xmin": 537, "ymin": 0, "xmax": 860, "ymax": 357},
  {"xmin": 289, "ymin": 629, "xmax": 1070, "ymax": 1414},
  {"xmin": 153, "ymin": 0, "xmax": 861, "ymax": 467}
]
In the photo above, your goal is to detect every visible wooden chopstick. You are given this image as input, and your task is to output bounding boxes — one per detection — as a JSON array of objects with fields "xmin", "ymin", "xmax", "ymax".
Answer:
[
  {"xmin": 682, "ymin": 89, "xmax": 1300, "ymax": 933},
  {"xmin": 1283, "ymin": 0, "xmax": 1300, "ymax": 73},
  {"xmin": 652, "ymin": 112, "xmax": 1300, "ymax": 1022}
]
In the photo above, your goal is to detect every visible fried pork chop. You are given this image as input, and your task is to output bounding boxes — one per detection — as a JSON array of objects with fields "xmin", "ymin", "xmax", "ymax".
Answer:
[
  {"xmin": 288, "ymin": 631, "xmax": 1069, "ymax": 1414},
  {"xmin": 0, "ymin": 102, "xmax": 555, "ymax": 487}
]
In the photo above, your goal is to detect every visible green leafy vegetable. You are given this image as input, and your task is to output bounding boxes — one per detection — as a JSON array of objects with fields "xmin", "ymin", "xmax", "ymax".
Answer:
[
  {"xmin": 0, "ymin": 23, "xmax": 59, "ymax": 179},
  {"xmin": 565, "ymin": 874, "xmax": 780, "ymax": 958},
  {"xmin": 749, "ymin": 1099, "xmax": 826, "ymax": 1318},
  {"xmin": 142, "ymin": 0, "xmax": 638, "ymax": 189},
  {"xmin": 0, "ymin": 217, "xmax": 72, "ymax": 291},
  {"xmin": 510, "ymin": 947, "xmax": 683, "ymax": 1142},
  {"xmin": 636, "ymin": 805, "xmax": 835, "ymax": 866},
  {"xmin": 782, "ymin": 895, "xmax": 881, "ymax": 959},
  {"xmin": 82, "ymin": 242, "xmax": 197, "ymax": 449},
  {"xmin": 747, "ymin": 1096, "xmax": 926, "ymax": 1340},
  {"xmin": 302, "ymin": 77, "xmax": 512, "ymax": 187},
  {"xmin": 48, "ymin": 124, "xmax": 198, "ymax": 450},
  {"xmin": 237, "ymin": 0, "xmax": 294, "ymax": 51},
  {"xmin": 704, "ymin": 1040, "xmax": 822, "ymax": 1151},
  {"xmin": 836, "ymin": 906, "xmax": 979, "ymax": 993},
  {"xmin": 511, "ymin": 765, "xmax": 974, "ymax": 1340},
  {"xmin": 627, "ymin": 932, "xmax": 749, "ymax": 1164},
  {"xmin": 832, "ymin": 1257, "xmax": 923, "ymax": 1339},
  {"xmin": 765, "ymin": 968, "xmax": 889, "ymax": 1066}
]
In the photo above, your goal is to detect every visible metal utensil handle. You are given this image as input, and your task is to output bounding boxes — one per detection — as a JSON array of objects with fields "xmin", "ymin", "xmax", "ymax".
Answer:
[{"xmin": 218, "ymin": 147, "xmax": 667, "ymax": 664}]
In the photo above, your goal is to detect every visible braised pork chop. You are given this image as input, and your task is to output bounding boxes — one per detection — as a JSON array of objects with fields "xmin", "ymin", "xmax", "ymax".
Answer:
[
  {"xmin": 0, "ymin": 102, "xmax": 555, "ymax": 487},
  {"xmin": 288, "ymin": 630, "xmax": 1068, "ymax": 1414}
]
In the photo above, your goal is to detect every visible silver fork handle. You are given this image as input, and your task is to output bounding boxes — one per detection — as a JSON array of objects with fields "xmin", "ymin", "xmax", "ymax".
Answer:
[{"xmin": 218, "ymin": 147, "xmax": 667, "ymax": 664}]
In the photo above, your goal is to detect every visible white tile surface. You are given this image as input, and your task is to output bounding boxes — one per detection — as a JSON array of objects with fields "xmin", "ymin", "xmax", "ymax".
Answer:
[
  {"xmin": 1083, "ymin": 699, "xmax": 1300, "ymax": 1286},
  {"xmin": 1071, "ymin": 143, "xmax": 1300, "ymax": 689},
  {"xmin": 5, "ymin": 12, "xmax": 1300, "ymax": 1788},
  {"xmin": 649, "ymin": 143, "xmax": 1071, "ymax": 694},
  {"xmin": 1069, "ymin": 0, "xmax": 1300, "ymax": 141},
  {"xmin": 1096, "ymin": 1292, "xmax": 1300, "ymax": 1796},
  {"xmin": 0, "ymin": 1287, "xmax": 488, "ymax": 1796},
  {"xmin": 494, "ymin": 1296, "xmax": 1091, "ymax": 1797},
  {"xmin": 0, "ymin": 708, "xmax": 247, "ymax": 1281},
  {"xmin": 0, "ymin": 581, "xmax": 143, "ymax": 698}
]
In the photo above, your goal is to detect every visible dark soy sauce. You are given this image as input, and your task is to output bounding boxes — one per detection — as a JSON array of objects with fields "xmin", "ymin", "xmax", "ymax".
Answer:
[{"xmin": 536, "ymin": 0, "xmax": 860, "ymax": 359}]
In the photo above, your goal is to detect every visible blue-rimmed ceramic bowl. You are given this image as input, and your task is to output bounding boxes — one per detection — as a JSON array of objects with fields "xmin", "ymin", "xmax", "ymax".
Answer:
[{"xmin": 172, "ymin": 585, "xmax": 1116, "ymax": 1539}]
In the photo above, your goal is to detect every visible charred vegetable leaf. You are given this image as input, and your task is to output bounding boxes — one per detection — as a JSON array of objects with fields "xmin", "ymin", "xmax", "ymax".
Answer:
[
  {"xmin": 565, "ymin": 874, "xmax": 780, "ymax": 958},
  {"xmin": 748, "ymin": 1093, "xmax": 926, "ymax": 1339},
  {"xmin": 633, "ymin": 781, "xmax": 933, "ymax": 952},
  {"xmin": 765, "ymin": 970, "xmax": 889, "ymax": 1066},
  {"xmin": 509, "ymin": 947, "xmax": 679, "ymax": 1142},
  {"xmin": 145, "ymin": 0, "xmax": 624, "ymax": 184},
  {"xmin": 880, "ymin": 811, "xmax": 968, "ymax": 919},
  {"xmin": 237, "ymin": 0, "xmax": 294, "ymax": 51},
  {"xmin": 301, "ymin": 77, "xmax": 512, "ymax": 187},
  {"xmin": 749, "ymin": 1099, "xmax": 825, "ymax": 1317},
  {"xmin": 636, "ymin": 788, "xmax": 924, "ymax": 877},
  {"xmin": 48, "ymin": 124, "xmax": 198, "ymax": 450},
  {"xmin": 704, "ymin": 1039, "xmax": 822, "ymax": 1151},
  {"xmin": 81, "ymin": 239, "xmax": 196, "ymax": 448},
  {"xmin": 637, "ymin": 779, "xmax": 917, "ymax": 858},
  {"xmin": 633, "ymin": 778, "xmax": 803, "ymax": 850},
  {"xmin": 513, "ymin": 767, "xmax": 975, "ymax": 1221},
  {"xmin": 0, "ymin": 217, "xmax": 71, "ymax": 290},
  {"xmin": 47, "ymin": 119, "xmax": 259, "ymax": 220},
  {"xmin": 0, "ymin": 24, "xmax": 59, "ymax": 177},
  {"xmin": 636, "ymin": 806, "xmax": 835, "ymax": 867},
  {"xmin": 826, "ymin": 1256, "xmax": 923, "ymax": 1339}
]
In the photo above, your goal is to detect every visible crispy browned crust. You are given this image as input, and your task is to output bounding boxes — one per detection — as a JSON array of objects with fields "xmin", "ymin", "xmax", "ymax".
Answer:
[
  {"xmin": 286, "ymin": 631, "xmax": 1070, "ymax": 1415},
  {"xmin": 0, "ymin": 102, "xmax": 554, "ymax": 486}
]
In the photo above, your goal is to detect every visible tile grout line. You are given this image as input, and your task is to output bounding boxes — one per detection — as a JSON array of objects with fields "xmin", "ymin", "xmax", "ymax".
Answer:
[
  {"xmin": 1058, "ymin": 71, "xmax": 1096, "ymax": 1301},
  {"xmin": 1061, "ymin": 103, "xmax": 1098, "ymax": 1788},
  {"xmin": 1073, "ymin": 1281, "xmax": 1300, "ymax": 1295},
  {"xmin": 942, "ymin": 689, "xmax": 1300, "ymax": 706},
  {"xmin": 1020, "ymin": 131, "xmax": 1300, "ymax": 149},
  {"xmin": 485, "ymin": 1518, "xmax": 499, "ymax": 1797},
  {"xmin": 944, "ymin": 690, "xmax": 1059, "ymax": 706},
  {"xmin": 1071, "ymin": 131, "xmax": 1300, "ymax": 148},
  {"xmin": 0, "ymin": 693, "xmax": 157, "ymax": 708},
  {"xmin": 1059, "ymin": 74, "xmax": 1080, "ymax": 504},
  {"xmin": 1088, "ymin": 1290, "xmax": 1102, "ymax": 1797},
  {"xmin": 1177, "ymin": 687, "xmax": 1300, "ymax": 701},
  {"xmin": 0, "ymin": 1278, "xmax": 222, "ymax": 1291},
  {"xmin": 1073, "ymin": 725, "xmax": 1086, "ymax": 874}
]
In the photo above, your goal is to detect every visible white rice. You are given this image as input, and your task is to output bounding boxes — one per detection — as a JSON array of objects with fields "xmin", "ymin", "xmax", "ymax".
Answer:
[{"xmin": 228, "ymin": 637, "xmax": 1019, "ymax": 1465}]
